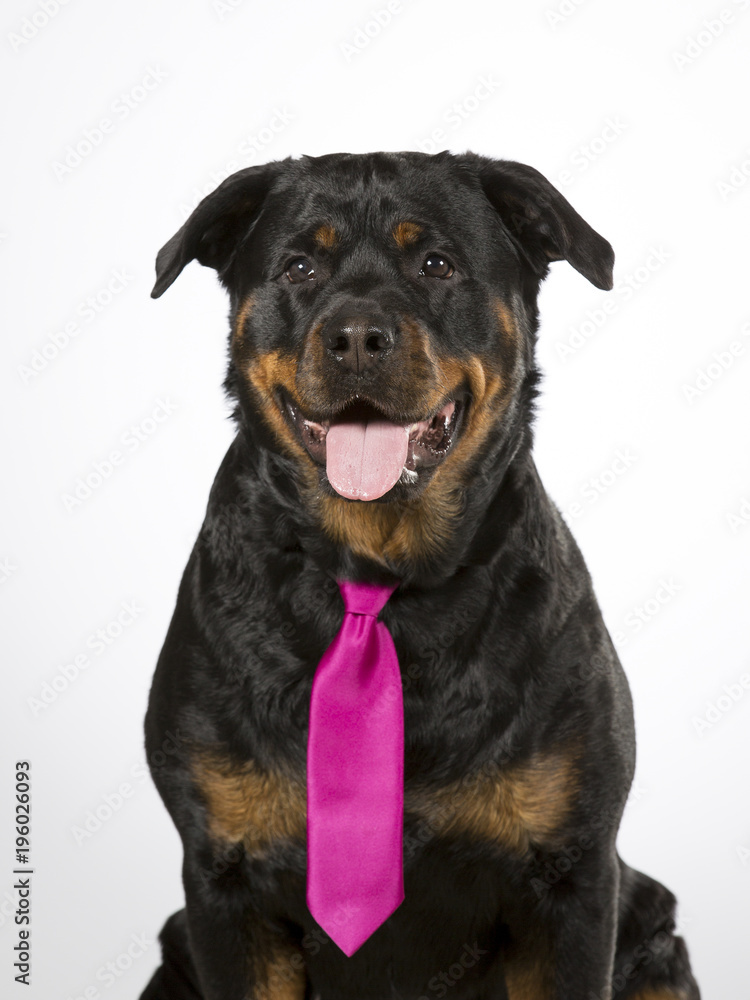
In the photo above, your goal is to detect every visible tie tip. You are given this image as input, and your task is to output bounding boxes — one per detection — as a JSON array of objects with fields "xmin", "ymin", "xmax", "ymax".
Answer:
[{"xmin": 307, "ymin": 893, "xmax": 405, "ymax": 957}]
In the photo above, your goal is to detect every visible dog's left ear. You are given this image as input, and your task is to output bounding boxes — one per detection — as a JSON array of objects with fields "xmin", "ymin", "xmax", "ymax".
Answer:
[
  {"xmin": 151, "ymin": 159, "xmax": 288, "ymax": 298},
  {"xmin": 475, "ymin": 157, "xmax": 614, "ymax": 290}
]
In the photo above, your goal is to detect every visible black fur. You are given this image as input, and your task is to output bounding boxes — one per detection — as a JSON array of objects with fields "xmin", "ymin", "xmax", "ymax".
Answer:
[{"xmin": 142, "ymin": 152, "xmax": 700, "ymax": 1000}]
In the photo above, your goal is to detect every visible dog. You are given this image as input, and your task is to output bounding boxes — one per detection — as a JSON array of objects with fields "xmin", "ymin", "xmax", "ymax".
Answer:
[{"xmin": 140, "ymin": 151, "xmax": 700, "ymax": 1000}]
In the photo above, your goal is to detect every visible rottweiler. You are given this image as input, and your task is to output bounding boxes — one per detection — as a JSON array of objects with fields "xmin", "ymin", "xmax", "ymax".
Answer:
[{"xmin": 140, "ymin": 151, "xmax": 700, "ymax": 1000}]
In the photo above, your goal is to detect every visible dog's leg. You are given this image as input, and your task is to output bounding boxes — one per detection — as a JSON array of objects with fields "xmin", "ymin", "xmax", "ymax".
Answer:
[
  {"xmin": 552, "ymin": 855, "xmax": 621, "ymax": 998},
  {"xmin": 180, "ymin": 844, "xmax": 309, "ymax": 1000},
  {"xmin": 610, "ymin": 859, "xmax": 700, "ymax": 1000},
  {"xmin": 139, "ymin": 893, "xmax": 308, "ymax": 1000},
  {"xmin": 501, "ymin": 851, "xmax": 619, "ymax": 1000},
  {"xmin": 502, "ymin": 855, "xmax": 700, "ymax": 1000},
  {"xmin": 144, "ymin": 723, "xmax": 308, "ymax": 998},
  {"xmin": 139, "ymin": 910, "xmax": 203, "ymax": 1000}
]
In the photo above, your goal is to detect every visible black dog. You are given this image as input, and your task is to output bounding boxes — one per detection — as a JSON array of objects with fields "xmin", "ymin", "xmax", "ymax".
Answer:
[{"xmin": 141, "ymin": 152, "xmax": 700, "ymax": 1000}]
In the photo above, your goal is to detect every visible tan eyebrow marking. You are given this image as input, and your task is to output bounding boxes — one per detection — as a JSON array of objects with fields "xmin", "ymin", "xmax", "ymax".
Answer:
[
  {"xmin": 392, "ymin": 221, "xmax": 423, "ymax": 248},
  {"xmin": 313, "ymin": 224, "xmax": 338, "ymax": 250}
]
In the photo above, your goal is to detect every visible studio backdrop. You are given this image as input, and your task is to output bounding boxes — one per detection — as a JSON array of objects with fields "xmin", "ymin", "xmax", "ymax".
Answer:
[{"xmin": 2, "ymin": 1, "xmax": 748, "ymax": 997}]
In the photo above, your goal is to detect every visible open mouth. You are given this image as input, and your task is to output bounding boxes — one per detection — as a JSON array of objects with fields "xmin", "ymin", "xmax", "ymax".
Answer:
[{"xmin": 280, "ymin": 392, "xmax": 465, "ymax": 500}]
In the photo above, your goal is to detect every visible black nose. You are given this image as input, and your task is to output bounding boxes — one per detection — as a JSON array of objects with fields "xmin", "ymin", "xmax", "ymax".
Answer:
[{"xmin": 322, "ymin": 314, "xmax": 395, "ymax": 375}]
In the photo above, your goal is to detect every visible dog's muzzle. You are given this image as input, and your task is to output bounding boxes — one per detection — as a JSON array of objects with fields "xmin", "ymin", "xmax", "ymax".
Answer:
[{"xmin": 282, "ymin": 393, "xmax": 464, "ymax": 501}]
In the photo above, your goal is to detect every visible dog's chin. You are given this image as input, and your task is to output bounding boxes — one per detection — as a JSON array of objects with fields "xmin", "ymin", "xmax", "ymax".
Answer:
[{"xmin": 278, "ymin": 390, "xmax": 467, "ymax": 503}]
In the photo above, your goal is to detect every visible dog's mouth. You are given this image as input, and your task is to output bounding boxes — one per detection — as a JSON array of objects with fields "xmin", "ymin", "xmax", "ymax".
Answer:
[{"xmin": 280, "ymin": 391, "xmax": 465, "ymax": 500}]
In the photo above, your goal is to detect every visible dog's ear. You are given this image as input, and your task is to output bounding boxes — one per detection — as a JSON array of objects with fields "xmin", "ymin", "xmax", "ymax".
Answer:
[
  {"xmin": 475, "ymin": 158, "xmax": 614, "ymax": 290},
  {"xmin": 151, "ymin": 160, "xmax": 288, "ymax": 298}
]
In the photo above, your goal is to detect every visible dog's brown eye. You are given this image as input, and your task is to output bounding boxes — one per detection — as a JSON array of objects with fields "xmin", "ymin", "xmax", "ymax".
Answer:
[
  {"xmin": 420, "ymin": 254, "xmax": 454, "ymax": 279},
  {"xmin": 286, "ymin": 258, "xmax": 315, "ymax": 283}
]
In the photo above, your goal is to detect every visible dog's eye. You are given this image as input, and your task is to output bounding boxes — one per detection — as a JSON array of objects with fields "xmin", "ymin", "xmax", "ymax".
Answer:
[
  {"xmin": 420, "ymin": 254, "xmax": 454, "ymax": 279},
  {"xmin": 286, "ymin": 258, "xmax": 316, "ymax": 283}
]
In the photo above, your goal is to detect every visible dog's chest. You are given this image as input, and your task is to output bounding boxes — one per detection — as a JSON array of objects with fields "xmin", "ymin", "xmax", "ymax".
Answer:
[{"xmin": 191, "ymin": 746, "xmax": 577, "ymax": 863}]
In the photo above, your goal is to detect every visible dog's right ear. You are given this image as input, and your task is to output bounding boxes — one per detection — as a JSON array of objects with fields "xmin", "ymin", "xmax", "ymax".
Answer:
[{"xmin": 151, "ymin": 159, "xmax": 288, "ymax": 298}]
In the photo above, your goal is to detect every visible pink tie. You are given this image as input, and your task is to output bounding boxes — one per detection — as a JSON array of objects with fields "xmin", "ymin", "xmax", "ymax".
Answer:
[{"xmin": 306, "ymin": 579, "xmax": 404, "ymax": 956}]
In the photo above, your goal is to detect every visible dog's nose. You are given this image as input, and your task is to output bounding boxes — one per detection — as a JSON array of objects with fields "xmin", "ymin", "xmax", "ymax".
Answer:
[{"xmin": 322, "ymin": 315, "xmax": 395, "ymax": 375}]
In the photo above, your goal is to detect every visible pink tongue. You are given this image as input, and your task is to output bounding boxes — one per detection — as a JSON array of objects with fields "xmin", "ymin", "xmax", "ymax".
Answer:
[{"xmin": 326, "ymin": 417, "xmax": 410, "ymax": 500}]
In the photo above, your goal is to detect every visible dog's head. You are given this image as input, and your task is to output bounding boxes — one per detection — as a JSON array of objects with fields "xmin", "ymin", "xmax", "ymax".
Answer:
[{"xmin": 153, "ymin": 152, "xmax": 612, "ymax": 576}]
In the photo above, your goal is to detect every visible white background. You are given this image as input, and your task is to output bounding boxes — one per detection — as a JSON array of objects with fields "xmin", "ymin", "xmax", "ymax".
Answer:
[{"xmin": 2, "ymin": 0, "xmax": 749, "ymax": 997}]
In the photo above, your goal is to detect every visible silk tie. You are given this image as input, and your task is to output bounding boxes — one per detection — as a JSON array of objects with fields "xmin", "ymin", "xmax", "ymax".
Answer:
[{"xmin": 306, "ymin": 579, "xmax": 404, "ymax": 956}]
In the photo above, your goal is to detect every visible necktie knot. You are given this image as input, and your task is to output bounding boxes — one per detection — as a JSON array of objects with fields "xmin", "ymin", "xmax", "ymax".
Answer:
[{"xmin": 338, "ymin": 579, "xmax": 397, "ymax": 618}]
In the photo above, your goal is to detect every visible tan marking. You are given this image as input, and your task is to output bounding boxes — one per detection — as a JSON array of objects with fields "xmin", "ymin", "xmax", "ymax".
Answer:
[
  {"xmin": 254, "ymin": 942, "xmax": 307, "ymax": 1000},
  {"xmin": 493, "ymin": 297, "xmax": 519, "ymax": 349},
  {"xmin": 313, "ymin": 224, "xmax": 338, "ymax": 250},
  {"xmin": 503, "ymin": 953, "xmax": 554, "ymax": 1000},
  {"xmin": 234, "ymin": 294, "xmax": 256, "ymax": 344},
  {"xmin": 242, "ymin": 348, "xmax": 320, "ymax": 490},
  {"xmin": 192, "ymin": 753, "xmax": 306, "ymax": 854},
  {"xmin": 319, "ymin": 492, "xmax": 461, "ymax": 569},
  {"xmin": 392, "ymin": 221, "xmax": 423, "ymax": 248},
  {"xmin": 406, "ymin": 749, "xmax": 578, "ymax": 854}
]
